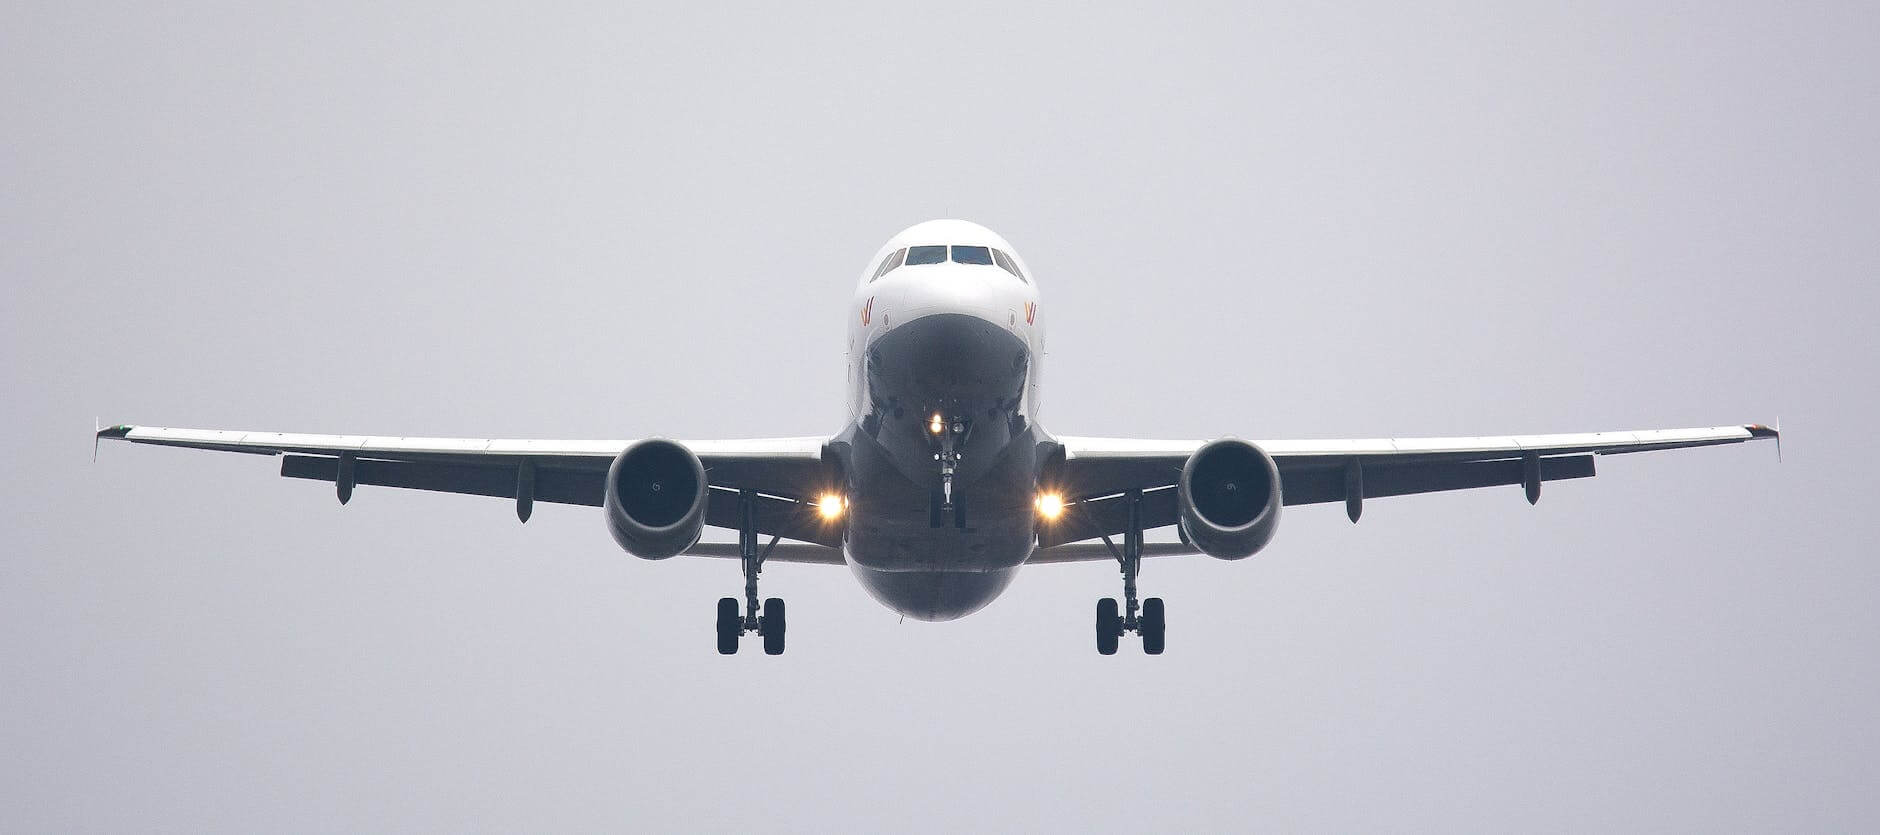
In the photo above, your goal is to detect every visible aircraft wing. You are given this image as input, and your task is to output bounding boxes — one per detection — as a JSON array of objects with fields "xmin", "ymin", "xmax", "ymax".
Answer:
[
  {"xmin": 1039, "ymin": 424, "xmax": 1778, "ymax": 549},
  {"xmin": 94, "ymin": 424, "xmax": 845, "ymax": 548}
]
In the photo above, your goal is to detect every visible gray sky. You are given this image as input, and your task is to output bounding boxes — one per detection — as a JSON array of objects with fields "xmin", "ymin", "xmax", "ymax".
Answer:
[{"xmin": 5, "ymin": 2, "xmax": 1876, "ymax": 831}]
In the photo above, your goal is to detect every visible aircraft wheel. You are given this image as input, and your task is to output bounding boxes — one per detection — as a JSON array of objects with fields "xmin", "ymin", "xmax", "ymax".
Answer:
[
  {"xmin": 716, "ymin": 597, "xmax": 741, "ymax": 655},
  {"xmin": 1096, "ymin": 598, "xmax": 1121, "ymax": 655},
  {"xmin": 1141, "ymin": 597, "xmax": 1166, "ymax": 655},
  {"xmin": 761, "ymin": 597, "xmax": 787, "ymax": 656}
]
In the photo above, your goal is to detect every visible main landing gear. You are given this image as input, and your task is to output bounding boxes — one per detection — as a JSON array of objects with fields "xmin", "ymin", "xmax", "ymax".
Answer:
[
  {"xmin": 1095, "ymin": 489, "xmax": 1166, "ymax": 656},
  {"xmin": 717, "ymin": 490, "xmax": 786, "ymax": 655}
]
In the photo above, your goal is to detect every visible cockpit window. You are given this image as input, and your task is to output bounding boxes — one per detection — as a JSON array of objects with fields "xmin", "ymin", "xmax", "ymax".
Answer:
[
  {"xmin": 872, "ymin": 248, "xmax": 906, "ymax": 281},
  {"xmin": 905, "ymin": 245, "xmax": 948, "ymax": 266},
  {"xmin": 950, "ymin": 245, "xmax": 993, "ymax": 266},
  {"xmin": 991, "ymin": 249, "xmax": 1025, "ymax": 282},
  {"xmin": 879, "ymin": 243, "xmax": 1027, "ymax": 282}
]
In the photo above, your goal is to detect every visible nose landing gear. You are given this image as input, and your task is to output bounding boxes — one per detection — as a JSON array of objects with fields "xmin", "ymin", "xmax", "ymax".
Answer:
[
  {"xmin": 929, "ymin": 414, "xmax": 969, "ymax": 529},
  {"xmin": 716, "ymin": 489, "xmax": 787, "ymax": 655},
  {"xmin": 1094, "ymin": 489, "xmax": 1166, "ymax": 655}
]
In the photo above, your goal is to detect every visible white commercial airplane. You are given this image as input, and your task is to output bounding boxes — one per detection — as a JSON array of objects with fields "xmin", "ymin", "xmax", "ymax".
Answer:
[{"xmin": 97, "ymin": 219, "xmax": 1779, "ymax": 655}]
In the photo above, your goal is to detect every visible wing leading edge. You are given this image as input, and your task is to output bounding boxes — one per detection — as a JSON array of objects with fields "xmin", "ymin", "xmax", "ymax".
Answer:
[{"xmin": 98, "ymin": 422, "xmax": 1778, "ymax": 561}]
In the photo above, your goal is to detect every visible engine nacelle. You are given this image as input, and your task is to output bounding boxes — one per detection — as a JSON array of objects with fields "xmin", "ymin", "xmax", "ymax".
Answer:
[
  {"xmin": 604, "ymin": 439, "xmax": 708, "ymax": 560},
  {"xmin": 1178, "ymin": 439, "xmax": 1282, "ymax": 560}
]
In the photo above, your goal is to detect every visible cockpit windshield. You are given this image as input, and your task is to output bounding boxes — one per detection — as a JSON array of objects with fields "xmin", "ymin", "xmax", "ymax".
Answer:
[
  {"xmin": 950, "ymin": 245, "xmax": 993, "ymax": 265},
  {"xmin": 905, "ymin": 245, "xmax": 948, "ymax": 266},
  {"xmin": 872, "ymin": 244, "xmax": 1028, "ymax": 283}
]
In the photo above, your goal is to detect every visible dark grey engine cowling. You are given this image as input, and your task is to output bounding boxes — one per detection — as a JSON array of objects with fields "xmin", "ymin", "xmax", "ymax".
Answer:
[
  {"xmin": 605, "ymin": 439, "xmax": 708, "ymax": 560},
  {"xmin": 1178, "ymin": 439, "xmax": 1282, "ymax": 560}
]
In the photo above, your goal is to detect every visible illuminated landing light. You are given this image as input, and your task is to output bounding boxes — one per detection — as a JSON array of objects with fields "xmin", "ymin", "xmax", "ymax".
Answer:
[
  {"xmin": 1035, "ymin": 492, "xmax": 1065, "ymax": 521},
  {"xmin": 929, "ymin": 414, "xmax": 945, "ymax": 435},
  {"xmin": 818, "ymin": 493, "xmax": 847, "ymax": 520}
]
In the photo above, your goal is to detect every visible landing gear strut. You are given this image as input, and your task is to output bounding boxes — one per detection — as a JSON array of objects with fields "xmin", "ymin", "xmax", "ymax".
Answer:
[
  {"xmin": 929, "ymin": 414, "xmax": 968, "ymax": 529},
  {"xmin": 1095, "ymin": 488, "xmax": 1165, "ymax": 655},
  {"xmin": 717, "ymin": 489, "xmax": 786, "ymax": 655}
]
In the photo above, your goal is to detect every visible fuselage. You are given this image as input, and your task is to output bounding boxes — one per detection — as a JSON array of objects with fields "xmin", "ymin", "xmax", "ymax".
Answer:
[{"xmin": 836, "ymin": 220, "xmax": 1047, "ymax": 620}]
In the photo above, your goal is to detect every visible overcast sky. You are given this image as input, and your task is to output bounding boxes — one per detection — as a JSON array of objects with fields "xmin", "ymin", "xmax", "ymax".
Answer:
[{"xmin": 5, "ymin": 2, "xmax": 1877, "ymax": 831}]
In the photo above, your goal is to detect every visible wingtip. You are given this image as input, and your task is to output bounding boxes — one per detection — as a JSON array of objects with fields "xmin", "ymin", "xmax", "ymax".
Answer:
[
  {"xmin": 1747, "ymin": 421, "xmax": 1781, "ymax": 462},
  {"xmin": 94, "ymin": 422, "xmax": 133, "ymax": 463}
]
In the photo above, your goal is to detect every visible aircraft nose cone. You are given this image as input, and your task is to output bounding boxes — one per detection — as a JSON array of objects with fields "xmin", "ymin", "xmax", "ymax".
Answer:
[{"xmin": 848, "ymin": 564, "xmax": 1018, "ymax": 621}]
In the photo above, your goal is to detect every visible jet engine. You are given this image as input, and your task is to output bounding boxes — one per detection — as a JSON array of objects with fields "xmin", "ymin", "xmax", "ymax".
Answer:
[
  {"xmin": 604, "ymin": 439, "xmax": 708, "ymax": 560},
  {"xmin": 1177, "ymin": 439, "xmax": 1282, "ymax": 560}
]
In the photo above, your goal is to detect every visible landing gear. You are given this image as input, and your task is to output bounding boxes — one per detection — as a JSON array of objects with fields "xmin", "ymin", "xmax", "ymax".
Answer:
[
  {"xmin": 1096, "ymin": 598, "xmax": 1120, "ymax": 655},
  {"xmin": 716, "ymin": 597, "xmax": 741, "ymax": 655},
  {"xmin": 760, "ymin": 598, "xmax": 786, "ymax": 655},
  {"xmin": 716, "ymin": 490, "xmax": 786, "ymax": 655},
  {"xmin": 1094, "ymin": 489, "xmax": 1167, "ymax": 655},
  {"xmin": 1140, "ymin": 597, "xmax": 1166, "ymax": 655},
  {"xmin": 929, "ymin": 414, "xmax": 969, "ymax": 529}
]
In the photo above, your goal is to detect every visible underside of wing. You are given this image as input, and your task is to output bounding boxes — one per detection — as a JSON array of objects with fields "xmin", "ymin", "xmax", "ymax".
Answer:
[
  {"xmin": 96, "ymin": 424, "xmax": 841, "ymax": 546},
  {"xmin": 1041, "ymin": 424, "xmax": 1777, "ymax": 547}
]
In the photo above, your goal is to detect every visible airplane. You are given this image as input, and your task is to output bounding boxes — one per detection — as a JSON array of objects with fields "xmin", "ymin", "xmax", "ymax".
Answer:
[{"xmin": 95, "ymin": 219, "xmax": 1779, "ymax": 655}]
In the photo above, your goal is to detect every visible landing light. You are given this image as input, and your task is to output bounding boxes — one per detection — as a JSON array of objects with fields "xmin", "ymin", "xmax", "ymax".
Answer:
[
  {"xmin": 818, "ymin": 493, "xmax": 846, "ymax": 520},
  {"xmin": 929, "ymin": 414, "xmax": 945, "ymax": 435},
  {"xmin": 1035, "ymin": 492, "xmax": 1065, "ymax": 521}
]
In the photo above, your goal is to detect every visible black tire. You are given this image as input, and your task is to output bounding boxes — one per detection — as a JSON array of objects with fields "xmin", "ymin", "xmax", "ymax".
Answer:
[
  {"xmin": 761, "ymin": 597, "xmax": 787, "ymax": 656},
  {"xmin": 1096, "ymin": 598, "xmax": 1121, "ymax": 655},
  {"xmin": 716, "ymin": 597, "xmax": 740, "ymax": 655},
  {"xmin": 1141, "ymin": 597, "xmax": 1166, "ymax": 655}
]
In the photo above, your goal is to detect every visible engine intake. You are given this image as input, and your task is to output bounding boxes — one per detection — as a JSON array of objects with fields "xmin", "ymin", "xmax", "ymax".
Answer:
[
  {"xmin": 605, "ymin": 439, "xmax": 708, "ymax": 560},
  {"xmin": 1178, "ymin": 439, "xmax": 1282, "ymax": 560}
]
